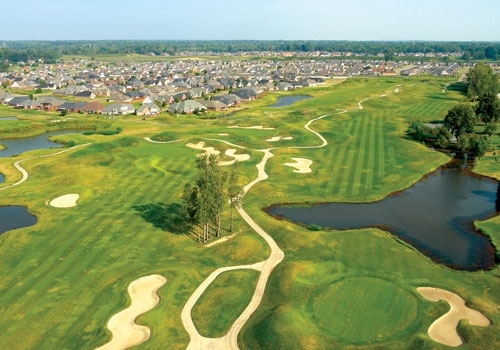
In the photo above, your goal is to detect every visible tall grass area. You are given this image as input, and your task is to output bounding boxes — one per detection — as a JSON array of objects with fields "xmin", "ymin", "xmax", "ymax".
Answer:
[{"xmin": 0, "ymin": 77, "xmax": 499, "ymax": 349}]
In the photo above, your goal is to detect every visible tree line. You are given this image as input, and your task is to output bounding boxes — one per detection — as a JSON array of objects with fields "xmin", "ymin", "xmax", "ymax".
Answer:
[
  {"xmin": 407, "ymin": 63, "xmax": 500, "ymax": 157},
  {"xmin": 1, "ymin": 40, "xmax": 500, "ymax": 65},
  {"xmin": 181, "ymin": 154, "xmax": 243, "ymax": 242}
]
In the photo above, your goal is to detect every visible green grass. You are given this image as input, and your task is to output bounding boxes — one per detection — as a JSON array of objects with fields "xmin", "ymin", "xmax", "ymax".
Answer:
[
  {"xmin": 192, "ymin": 269, "xmax": 260, "ymax": 337},
  {"xmin": 0, "ymin": 76, "xmax": 499, "ymax": 349}
]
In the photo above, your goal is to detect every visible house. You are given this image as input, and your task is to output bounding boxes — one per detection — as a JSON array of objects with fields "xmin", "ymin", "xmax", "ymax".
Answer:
[
  {"xmin": 199, "ymin": 99, "xmax": 228, "ymax": 111},
  {"xmin": 136, "ymin": 102, "xmax": 161, "ymax": 116},
  {"xmin": 18, "ymin": 99, "xmax": 41, "ymax": 110},
  {"xmin": 74, "ymin": 90, "xmax": 96, "ymax": 99},
  {"xmin": 0, "ymin": 92, "xmax": 16, "ymax": 104},
  {"xmin": 7, "ymin": 96, "xmax": 31, "ymax": 108},
  {"xmin": 102, "ymin": 103, "xmax": 135, "ymax": 116},
  {"xmin": 232, "ymin": 87, "xmax": 259, "ymax": 102},
  {"xmin": 82, "ymin": 101, "xmax": 104, "ymax": 114},
  {"xmin": 155, "ymin": 94, "xmax": 175, "ymax": 106},
  {"xmin": 168, "ymin": 100, "xmax": 207, "ymax": 114},
  {"xmin": 58, "ymin": 101, "xmax": 87, "ymax": 113},
  {"xmin": 108, "ymin": 92, "xmax": 132, "ymax": 103},
  {"xmin": 211, "ymin": 94, "xmax": 242, "ymax": 107},
  {"xmin": 126, "ymin": 90, "xmax": 149, "ymax": 101},
  {"xmin": 276, "ymin": 82, "xmax": 294, "ymax": 91},
  {"xmin": 39, "ymin": 97, "xmax": 65, "ymax": 111},
  {"xmin": 126, "ymin": 76, "xmax": 144, "ymax": 90}
]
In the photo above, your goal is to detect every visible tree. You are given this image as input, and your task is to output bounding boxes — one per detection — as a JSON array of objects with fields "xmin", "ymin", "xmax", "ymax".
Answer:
[
  {"xmin": 181, "ymin": 183, "xmax": 201, "ymax": 241},
  {"xmin": 484, "ymin": 123, "xmax": 497, "ymax": 137},
  {"xmin": 444, "ymin": 104, "xmax": 476, "ymax": 138},
  {"xmin": 458, "ymin": 134, "xmax": 488, "ymax": 157},
  {"xmin": 227, "ymin": 161, "xmax": 243, "ymax": 232},
  {"xmin": 193, "ymin": 153, "xmax": 226, "ymax": 241},
  {"xmin": 466, "ymin": 63, "xmax": 499, "ymax": 101},
  {"xmin": 475, "ymin": 92, "xmax": 500, "ymax": 125},
  {"xmin": 383, "ymin": 48, "xmax": 394, "ymax": 62}
]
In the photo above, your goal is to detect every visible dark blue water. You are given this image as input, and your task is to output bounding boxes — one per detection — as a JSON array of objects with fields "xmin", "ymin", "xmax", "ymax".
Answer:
[
  {"xmin": 270, "ymin": 95, "xmax": 312, "ymax": 107},
  {"xmin": 0, "ymin": 206, "xmax": 37, "ymax": 235},
  {"xmin": 0, "ymin": 130, "xmax": 78, "ymax": 158},
  {"xmin": 267, "ymin": 169, "xmax": 498, "ymax": 271}
]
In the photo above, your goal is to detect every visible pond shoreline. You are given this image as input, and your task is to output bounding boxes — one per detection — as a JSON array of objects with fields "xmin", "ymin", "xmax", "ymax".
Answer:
[{"xmin": 264, "ymin": 158, "xmax": 500, "ymax": 271}]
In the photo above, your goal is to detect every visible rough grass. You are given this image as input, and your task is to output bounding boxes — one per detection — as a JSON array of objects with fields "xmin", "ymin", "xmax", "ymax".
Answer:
[{"xmin": 0, "ymin": 76, "xmax": 499, "ymax": 349}]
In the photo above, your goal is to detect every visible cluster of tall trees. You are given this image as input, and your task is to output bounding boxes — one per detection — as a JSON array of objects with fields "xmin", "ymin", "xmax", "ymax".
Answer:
[
  {"xmin": 181, "ymin": 154, "xmax": 243, "ymax": 242},
  {"xmin": 409, "ymin": 63, "xmax": 499, "ymax": 157}
]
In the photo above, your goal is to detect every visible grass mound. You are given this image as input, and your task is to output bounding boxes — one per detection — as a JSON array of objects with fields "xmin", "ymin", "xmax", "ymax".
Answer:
[{"xmin": 310, "ymin": 276, "xmax": 419, "ymax": 344}]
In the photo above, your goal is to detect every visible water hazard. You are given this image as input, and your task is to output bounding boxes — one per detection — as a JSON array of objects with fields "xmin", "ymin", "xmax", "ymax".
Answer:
[
  {"xmin": 0, "ymin": 130, "xmax": 79, "ymax": 158},
  {"xmin": 267, "ymin": 168, "xmax": 499, "ymax": 271},
  {"xmin": 0, "ymin": 206, "xmax": 37, "ymax": 235}
]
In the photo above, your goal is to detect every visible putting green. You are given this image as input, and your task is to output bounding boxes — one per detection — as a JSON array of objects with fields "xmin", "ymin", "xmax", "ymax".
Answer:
[{"xmin": 311, "ymin": 276, "xmax": 419, "ymax": 344}]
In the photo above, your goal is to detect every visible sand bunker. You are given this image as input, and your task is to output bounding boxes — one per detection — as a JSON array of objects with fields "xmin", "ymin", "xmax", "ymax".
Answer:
[
  {"xmin": 218, "ymin": 149, "xmax": 251, "ymax": 166},
  {"xmin": 218, "ymin": 133, "xmax": 229, "ymax": 136},
  {"xmin": 284, "ymin": 158, "xmax": 313, "ymax": 173},
  {"xmin": 227, "ymin": 125, "xmax": 275, "ymax": 130},
  {"xmin": 96, "ymin": 274, "xmax": 167, "ymax": 350},
  {"xmin": 187, "ymin": 142, "xmax": 250, "ymax": 166},
  {"xmin": 266, "ymin": 136, "xmax": 294, "ymax": 142},
  {"xmin": 417, "ymin": 287, "xmax": 490, "ymax": 347},
  {"xmin": 186, "ymin": 141, "xmax": 220, "ymax": 156},
  {"xmin": 49, "ymin": 194, "xmax": 79, "ymax": 208}
]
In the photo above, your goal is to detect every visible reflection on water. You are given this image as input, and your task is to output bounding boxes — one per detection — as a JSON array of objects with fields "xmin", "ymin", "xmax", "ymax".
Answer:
[{"xmin": 267, "ymin": 169, "xmax": 498, "ymax": 271}]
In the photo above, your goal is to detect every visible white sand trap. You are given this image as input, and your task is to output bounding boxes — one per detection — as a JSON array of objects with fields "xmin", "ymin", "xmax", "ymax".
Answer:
[
  {"xmin": 218, "ymin": 133, "xmax": 229, "ymax": 136},
  {"xmin": 218, "ymin": 149, "xmax": 251, "ymax": 166},
  {"xmin": 186, "ymin": 142, "xmax": 220, "ymax": 156},
  {"xmin": 417, "ymin": 287, "xmax": 491, "ymax": 347},
  {"xmin": 49, "ymin": 194, "xmax": 79, "ymax": 208},
  {"xmin": 227, "ymin": 125, "xmax": 275, "ymax": 130},
  {"xmin": 96, "ymin": 275, "xmax": 167, "ymax": 350},
  {"xmin": 284, "ymin": 158, "xmax": 313, "ymax": 173},
  {"xmin": 394, "ymin": 88, "xmax": 399, "ymax": 93},
  {"xmin": 266, "ymin": 136, "xmax": 294, "ymax": 142}
]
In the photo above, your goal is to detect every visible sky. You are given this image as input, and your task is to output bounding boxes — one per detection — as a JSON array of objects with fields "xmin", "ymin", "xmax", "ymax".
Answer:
[{"xmin": 2, "ymin": 0, "xmax": 499, "ymax": 41}]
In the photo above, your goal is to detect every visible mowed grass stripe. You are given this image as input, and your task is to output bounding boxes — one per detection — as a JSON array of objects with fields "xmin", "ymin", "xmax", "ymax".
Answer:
[
  {"xmin": 329, "ymin": 119, "xmax": 354, "ymax": 194},
  {"xmin": 338, "ymin": 118, "xmax": 362, "ymax": 197},
  {"xmin": 350, "ymin": 115, "xmax": 369, "ymax": 197},
  {"xmin": 376, "ymin": 116, "xmax": 386, "ymax": 180},
  {"xmin": 365, "ymin": 116, "xmax": 377, "ymax": 191}
]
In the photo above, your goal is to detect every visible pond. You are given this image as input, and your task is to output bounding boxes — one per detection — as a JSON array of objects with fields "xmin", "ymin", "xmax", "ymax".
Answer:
[
  {"xmin": 270, "ymin": 95, "xmax": 312, "ymax": 107},
  {"xmin": 0, "ymin": 130, "xmax": 79, "ymax": 158},
  {"xmin": 266, "ymin": 167, "xmax": 499, "ymax": 271},
  {"xmin": 0, "ymin": 206, "xmax": 37, "ymax": 235},
  {"xmin": 0, "ymin": 116, "xmax": 18, "ymax": 121}
]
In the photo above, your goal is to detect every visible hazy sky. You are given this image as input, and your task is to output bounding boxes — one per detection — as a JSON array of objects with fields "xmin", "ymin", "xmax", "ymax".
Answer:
[{"xmin": 2, "ymin": 0, "xmax": 499, "ymax": 41}]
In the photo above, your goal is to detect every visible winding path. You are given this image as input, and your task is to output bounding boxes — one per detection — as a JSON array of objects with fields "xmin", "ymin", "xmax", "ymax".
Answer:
[
  {"xmin": 182, "ymin": 147, "xmax": 284, "ymax": 350},
  {"xmin": 0, "ymin": 143, "xmax": 90, "ymax": 191},
  {"xmin": 177, "ymin": 93, "xmax": 394, "ymax": 349}
]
